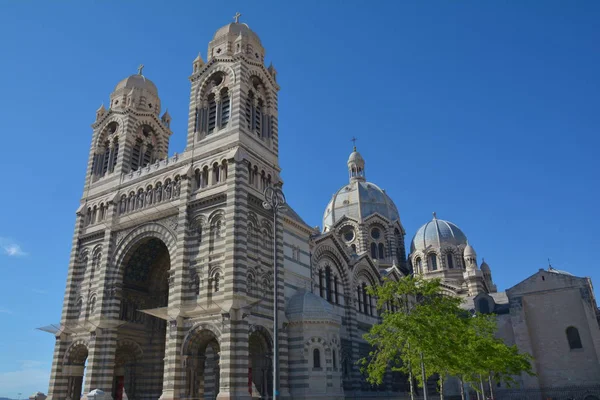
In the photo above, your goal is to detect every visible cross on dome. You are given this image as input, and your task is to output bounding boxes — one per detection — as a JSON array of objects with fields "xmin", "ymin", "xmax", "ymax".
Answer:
[
  {"xmin": 351, "ymin": 136, "xmax": 357, "ymax": 151},
  {"xmin": 137, "ymin": 64, "xmax": 144, "ymax": 75},
  {"xmin": 233, "ymin": 12, "xmax": 241, "ymax": 23}
]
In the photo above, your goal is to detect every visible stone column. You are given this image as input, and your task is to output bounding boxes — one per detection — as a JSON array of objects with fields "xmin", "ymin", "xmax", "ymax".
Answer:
[
  {"xmin": 83, "ymin": 329, "xmax": 117, "ymax": 399},
  {"xmin": 159, "ymin": 174, "xmax": 192, "ymax": 400}
]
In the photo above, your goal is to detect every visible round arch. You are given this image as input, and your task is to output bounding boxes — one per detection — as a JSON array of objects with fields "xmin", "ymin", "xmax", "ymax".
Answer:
[{"xmin": 113, "ymin": 222, "xmax": 177, "ymax": 277}]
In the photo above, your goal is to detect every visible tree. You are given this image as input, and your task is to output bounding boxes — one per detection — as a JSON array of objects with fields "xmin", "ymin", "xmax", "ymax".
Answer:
[{"xmin": 359, "ymin": 276, "xmax": 534, "ymax": 400}]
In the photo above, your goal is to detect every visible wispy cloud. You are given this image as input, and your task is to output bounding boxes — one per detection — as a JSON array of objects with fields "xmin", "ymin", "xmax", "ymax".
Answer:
[
  {"xmin": 0, "ymin": 237, "xmax": 27, "ymax": 257},
  {"xmin": 0, "ymin": 360, "xmax": 50, "ymax": 397}
]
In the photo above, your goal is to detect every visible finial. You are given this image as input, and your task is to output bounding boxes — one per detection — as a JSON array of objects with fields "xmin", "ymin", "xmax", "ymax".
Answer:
[
  {"xmin": 548, "ymin": 257, "xmax": 552, "ymax": 268},
  {"xmin": 137, "ymin": 64, "xmax": 144, "ymax": 75},
  {"xmin": 233, "ymin": 12, "xmax": 241, "ymax": 23},
  {"xmin": 432, "ymin": 211, "xmax": 437, "ymax": 219},
  {"xmin": 351, "ymin": 136, "xmax": 357, "ymax": 151}
]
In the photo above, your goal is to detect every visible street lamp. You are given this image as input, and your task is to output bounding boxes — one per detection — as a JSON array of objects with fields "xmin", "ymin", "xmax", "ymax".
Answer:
[{"xmin": 262, "ymin": 185, "xmax": 286, "ymax": 400}]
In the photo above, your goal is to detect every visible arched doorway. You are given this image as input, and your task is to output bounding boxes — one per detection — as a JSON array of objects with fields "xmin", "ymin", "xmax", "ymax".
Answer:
[
  {"xmin": 115, "ymin": 237, "xmax": 170, "ymax": 400},
  {"xmin": 64, "ymin": 343, "xmax": 88, "ymax": 400},
  {"xmin": 248, "ymin": 328, "xmax": 272, "ymax": 399},
  {"xmin": 183, "ymin": 328, "xmax": 221, "ymax": 400}
]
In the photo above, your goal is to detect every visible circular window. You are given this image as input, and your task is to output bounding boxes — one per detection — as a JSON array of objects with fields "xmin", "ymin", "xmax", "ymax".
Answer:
[
  {"xmin": 342, "ymin": 228, "xmax": 355, "ymax": 243},
  {"xmin": 371, "ymin": 228, "xmax": 381, "ymax": 240}
]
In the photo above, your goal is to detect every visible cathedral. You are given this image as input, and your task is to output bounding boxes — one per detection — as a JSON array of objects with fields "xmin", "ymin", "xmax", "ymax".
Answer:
[{"xmin": 44, "ymin": 17, "xmax": 600, "ymax": 400}]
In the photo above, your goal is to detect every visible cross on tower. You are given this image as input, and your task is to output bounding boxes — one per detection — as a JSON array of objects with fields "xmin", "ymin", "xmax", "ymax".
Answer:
[
  {"xmin": 351, "ymin": 137, "xmax": 357, "ymax": 150},
  {"xmin": 233, "ymin": 12, "xmax": 241, "ymax": 23},
  {"xmin": 137, "ymin": 64, "xmax": 144, "ymax": 75}
]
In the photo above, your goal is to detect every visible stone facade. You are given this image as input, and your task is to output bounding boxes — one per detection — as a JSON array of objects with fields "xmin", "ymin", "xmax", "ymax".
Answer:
[{"xmin": 43, "ymin": 17, "xmax": 600, "ymax": 400}]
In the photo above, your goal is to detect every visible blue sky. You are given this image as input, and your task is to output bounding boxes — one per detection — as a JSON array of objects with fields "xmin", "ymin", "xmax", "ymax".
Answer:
[{"xmin": 1, "ymin": 0, "xmax": 599, "ymax": 396}]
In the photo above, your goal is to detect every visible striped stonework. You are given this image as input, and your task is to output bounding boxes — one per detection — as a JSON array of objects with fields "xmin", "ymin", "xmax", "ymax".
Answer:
[{"xmin": 46, "ymin": 19, "xmax": 413, "ymax": 400}]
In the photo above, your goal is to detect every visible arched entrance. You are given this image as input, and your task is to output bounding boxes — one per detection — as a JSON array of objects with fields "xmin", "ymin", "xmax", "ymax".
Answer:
[
  {"xmin": 248, "ymin": 328, "xmax": 272, "ymax": 399},
  {"xmin": 183, "ymin": 328, "xmax": 221, "ymax": 399},
  {"xmin": 114, "ymin": 237, "xmax": 170, "ymax": 400},
  {"xmin": 63, "ymin": 342, "xmax": 88, "ymax": 400}
]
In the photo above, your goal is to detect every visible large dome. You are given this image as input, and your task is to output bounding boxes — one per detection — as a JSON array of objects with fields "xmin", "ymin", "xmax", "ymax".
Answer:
[
  {"xmin": 410, "ymin": 213, "xmax": 468, "ymax": 253},
  {"xmin": 114, "ymin": 74, "xmax": 158, "ymax": 95},
  {"xmin": 323, "ymin": 180, "xmax": 400, "ymax": 230},
  {"xmin": 213, "ymin": 22, "xmax": 262, "ymax": 45}
]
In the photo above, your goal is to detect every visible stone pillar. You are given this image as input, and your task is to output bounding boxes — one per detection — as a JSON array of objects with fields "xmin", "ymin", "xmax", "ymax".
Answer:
[
  {"xmin": 83, "ymin": 330, "xmax": 117, "ymax": 399},
  {"xmin": 159, "ymin": 174, "xmax": 192, "ymax": 400},
  {"xmin": 46, "ymin": 335, "xmax": 70, "ymax": 400}
]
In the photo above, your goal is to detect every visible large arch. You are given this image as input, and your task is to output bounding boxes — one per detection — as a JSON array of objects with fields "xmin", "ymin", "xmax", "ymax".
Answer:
[
  {"xmin": 182, "ymin": 324, "xmax": 222, "ymax": 399},
  {"xmin": 248, "ymin": 325, "xmax": 273, "ymax": 398},
  {"xmin": 111, "ymin": 233, "xmax": 172, "ymax": 400},
  {"xmin": 62, "ymin": 341, "xmax": 89, "ymax": 400}
]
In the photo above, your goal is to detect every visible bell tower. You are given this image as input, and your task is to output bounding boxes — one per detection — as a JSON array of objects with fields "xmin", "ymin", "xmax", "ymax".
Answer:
[
  {"xmin": 86, "ymin": 66, "xmax": 173, "ymax": 191},
  {"xmin": 185, "ymin": 14, "xmax": 280, "ymax": 170}
]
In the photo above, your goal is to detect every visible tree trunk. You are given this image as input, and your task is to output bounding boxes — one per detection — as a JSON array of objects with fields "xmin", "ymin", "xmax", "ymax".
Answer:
[
  {"xmin": 439, "ymin": 375, "xmax": 444, "ymax": 400},
  {"xmin": 408, "ymin": 369, "xmax": 415, "ymax": 400},
  {"xmin": 420, "ymin": 352, "xmax": 428, "ymax": 400},
  {"xmin": 459, "ymin": 377, "xmax": 465, "ymax": 400},
  {"xmin": 488, "ymin": 373, "xmax": 494, "ymax": 400},
  {"xmin": 479, "ymin": 375, "xmax": 485, "ymax": 399}
]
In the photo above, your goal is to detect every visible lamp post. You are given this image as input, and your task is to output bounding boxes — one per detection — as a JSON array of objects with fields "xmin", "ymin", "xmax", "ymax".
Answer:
[{"xmin": 262, "ymin": 186, "xmax": 286, "ymax": 400}]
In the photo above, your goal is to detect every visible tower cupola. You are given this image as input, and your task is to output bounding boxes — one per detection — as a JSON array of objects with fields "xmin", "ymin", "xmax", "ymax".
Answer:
[
  {"xmin": 347, "ymin": 146, "xmax": 365, "ymax": 182},
  {"xmin": 208, "ymin": 13, "xmax": 265, "ymax": 63},
  {"xmin": 109, "ymin": 65, "xmax": 161, "ymax": 116}
]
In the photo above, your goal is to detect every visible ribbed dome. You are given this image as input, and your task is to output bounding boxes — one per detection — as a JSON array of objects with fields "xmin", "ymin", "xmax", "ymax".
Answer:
[
  {"xmin": 213, "ymin": 22, "xmax": 262, "ymax": 45},
  {"xmin": 411, "ymin": 214, "xmax": 468, "ymax": 253},
  {"xmin": 348, "ymin": 149, "xmax": 364, "ymax": 165},
  {"xmin": 323, "ymin": 180, "xmax": 400, "ymax": 230},
  {"xmin": 286, "ymin": 291, "xmax": 341, "ymax": 323},
  {"xmin": 114, "ymin": 74, "xmax": 158, "ymax": 95}
]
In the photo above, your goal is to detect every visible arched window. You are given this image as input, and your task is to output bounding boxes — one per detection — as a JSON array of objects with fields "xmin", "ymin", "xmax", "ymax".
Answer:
[
  {"xmin": 202, "ymin": 166, "xmax": 209, "ymax": 188},
  {"xmin": 313, "ymin": 348, "xmax": 321, "ymax": 368},
  {"xmin": 378, "ymin": 243, "xmax": 385, "ymax": 259},
  {"xmin": 357, "ymin": 285, "xmax": 362, "ymax": 312},
  {"xmin": 333, "ymin": 276, "xmax": 339, "ymax": 305},
  {"xmin": 246, "ymin": 91, "xmax": 254, "ymax": 130},
  {"xmin": 110, "ymin": 139, "xmax": 119, "ymax": 172},
  {"xmin": 101, "ymin": 141, "xmax": 110, "ymax": 175},
  {"xmin": 447, "ymin": 253, "xmax": 454, "ymax": 269},
  {"xmin": 370, "ymin": 242, "xmax": 377, "ymax": 259},
  {"xmin": 478, "ymin": 298, "xmax": 490, "ymax": 314},
  {"xmin": 142, "ymin": 144, "xmax": 153, "ymax": 168},
  {"xmin": 319, "ymin": 269, "xmax": 324, "ymax": 298},
  {"xmin": 207, "ymin": 94, "xmax": 217, "ymax": 133},
  {"xmin": 130, "ymin": 139, "xmax": 142, "ymax": 171},
  {"xmin": 213, "ymin": 163, "xmax": 220, "ymax": 184},
  {"xmin": 415, "ymin": 257, "xmax": 422, "ymax": 274},
  {"xmin": 325, "ymin": 266, "xmax": 332, "ymax": 302},
  {"xmin": 566, "ymin": 326, "xmax": 583, "ymax": 349},
  {"xmin": 254, "ymin": 99, "xmax": 263, "ymax": 136},
  {"xmin": 429, "ymin": 254, "xmax": 438, "ymax": 271},
  {"xmin": 213, "ymin": 273, "xmax": 220, "ymax": 292},
  {"xmin": 362, "ymin": 283, "xmax": 369, "ymax": 315},
  {"xmin": 220, "ymin": 88, "xmax": 230, "ymax": 127}
]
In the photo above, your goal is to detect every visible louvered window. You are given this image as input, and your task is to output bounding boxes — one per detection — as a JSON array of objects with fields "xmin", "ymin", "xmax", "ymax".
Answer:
[
  {"xmin": 110, "ymin": 140, "xmax": 119, "ymax": 172},
  {"xmin": 220, "ymin": 90, "xmax": 230, "ymax": 127},
  {"xmin": 207, "ymin": 96, "xmax": 217, "ymax": 133},
  {"xmin": 246, "ymin": 92, "xmax": 254, "ymax": 129},
  {"xmin": 130, "ymin": 140, "xmax": 142, "ymax": 171},
  {"xmin": 101, "ymin": 142, "xmax": 110, "ymax": 176},
  {"xmin": 142, "ymin": 145, "xmax": 153, "ymax": 168},
  {"xmin": 254, "ymin": 100, "xmax": 262, "ymax": 135}
]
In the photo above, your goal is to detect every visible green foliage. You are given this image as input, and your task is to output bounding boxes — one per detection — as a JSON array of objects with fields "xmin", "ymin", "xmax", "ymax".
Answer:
[{"xmin": 359, "ymin": 275, "xmax": 534, "ymax": 392}]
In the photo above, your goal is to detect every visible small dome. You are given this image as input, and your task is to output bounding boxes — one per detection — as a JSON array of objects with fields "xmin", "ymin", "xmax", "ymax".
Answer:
[
  {"xmin": 411, "ymin": 213, "xmax": 468, "ymax": 253},
  {"xmin": 480, "ymin": 259, "xmax": 490, "ymax": 272},
  {"xmin": 464, "ymin": 243, "xmax": 477, "ymax": 257},
  {"xmin": 286, "ymin": 291, "xmax": 341, "ymax": 323},
  {"xmin": 213, "ymin": 22, "xmax": 262, "ymax": 45},
  {"xmin": 323, "ymin": 180, "xmax": 400, "ymax": 230},
  {"xmin": 114, "ymin": 74, "xmax": 158, "ymax": 95},
  {"xmin": 348, "ymin": 148, "xmax": 364, "ymax": 165}
]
